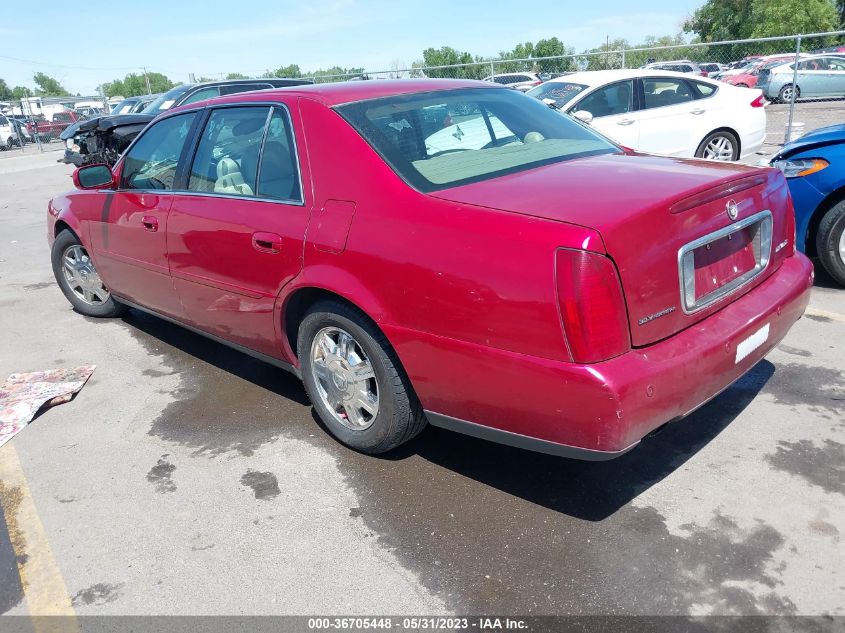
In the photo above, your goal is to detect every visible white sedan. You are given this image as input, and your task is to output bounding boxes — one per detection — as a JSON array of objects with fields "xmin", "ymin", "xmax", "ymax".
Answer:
[{"xmin": 527, "ymin": 69, "xmax": 767, "ymax": 161}]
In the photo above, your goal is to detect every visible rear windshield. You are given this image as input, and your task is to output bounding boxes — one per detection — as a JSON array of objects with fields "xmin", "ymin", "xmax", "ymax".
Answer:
[
  {"xmin": 526, "ymin": 82, "xmax": 588, "ymax": 108},
  {"xmin": 337, "ymin": 88, "xmax": 618, "ymax": 192}
]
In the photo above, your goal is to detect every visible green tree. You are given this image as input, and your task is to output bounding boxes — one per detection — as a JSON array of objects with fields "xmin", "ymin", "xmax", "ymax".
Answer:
[
  {"xmin": 0, "ymin": 78, "xmax": 11, "ymax": 101},
  {"xmin": 534, "ymin": 37, "xmax": 574, "ymax": 72},
  {"xmin": 103, "ymin": 72, "xmax": 173, "ymax": 98},
  {"xmin": 421, "ymin": 47, "xmax": 485, "ymax": 79},
  {"xmin": 749, "ymin": 0, "xmax": 838, "ymax": 37},
  {"xmin": 225, "ymin": 72, "xmax": 249, "ymax": 80},
  {"xmin": 11, "ymin": 86, "xmax": 29, "ymax": 99},
  {"xmin": 33, "ymin": 72, "xmax": 68, "ymax": 96},
  {"xmin": 271, "ymin": 64, "xmax": 302, "ymax": 78}
]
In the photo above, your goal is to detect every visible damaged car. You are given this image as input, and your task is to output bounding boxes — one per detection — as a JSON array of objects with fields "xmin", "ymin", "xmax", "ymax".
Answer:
[{"xmin": 60, "ymin": 78, "xmax": 312, "ymax": 167}]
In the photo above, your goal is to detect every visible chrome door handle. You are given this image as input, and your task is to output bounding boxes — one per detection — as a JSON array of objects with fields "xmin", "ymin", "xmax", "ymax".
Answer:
[
  {"xmin": 252, "ymin": 232, "xmax": 283, "ymax": 254},
  {"xmin": 617, "ymin": 119, "xmax": 635, "ymax": 126},
  {"xmin": 690, "ymin": 109, "xmax": 706, "ymax": 115},
  {"xmin": 141, "ymin": 215, "xmax": 158, "ymax": 232}
]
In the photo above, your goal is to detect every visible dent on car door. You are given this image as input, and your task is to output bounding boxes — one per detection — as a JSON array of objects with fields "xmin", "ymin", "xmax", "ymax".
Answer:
[
  {"xmin": 167, "ymin": 103, "xmax": 310, "ymax": 359},
  {"xmin": 634, "ymin": 77, "xmax": 697, "ymax": 157},
  {"xmin": 89, "ymin": 111, "xmax": 198, "ymax": 318},
  {"xmin": 568, "ymin": 80, "xmax": 638, "ymax": 149}
]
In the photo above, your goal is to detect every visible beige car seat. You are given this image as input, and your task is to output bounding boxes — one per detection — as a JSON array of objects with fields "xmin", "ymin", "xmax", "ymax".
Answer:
[{"xmin": 214, "ymin": 157, "xmax": 254, "ymax": 195}]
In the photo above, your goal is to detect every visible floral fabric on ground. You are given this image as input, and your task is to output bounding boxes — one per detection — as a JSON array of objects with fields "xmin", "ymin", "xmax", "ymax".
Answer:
[{"xmin": 0, "ymin": 365, "xmax": 95, "ymax": 448}]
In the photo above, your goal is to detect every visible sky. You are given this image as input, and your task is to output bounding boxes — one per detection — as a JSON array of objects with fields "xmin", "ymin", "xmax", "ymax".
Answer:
[{"xmin": 0, "ymin": 0, "xmax": 703, "ymax": 95}]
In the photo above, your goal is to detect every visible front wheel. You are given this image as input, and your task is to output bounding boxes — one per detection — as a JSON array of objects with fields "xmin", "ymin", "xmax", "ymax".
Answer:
[
  {"xmin": 816, "ymin": 200, "xmax": 845, "ymax": 286},
  {"xmin": 695, "ymin": 130, "xmax": 739, "ymax": 161},
  {"xmin": 298, "ymin": 300, "xmax": 427, "ymax": 454},
  {"xmin": 51, "ymin": 230, "xmax": 127, "ymax": 317}
]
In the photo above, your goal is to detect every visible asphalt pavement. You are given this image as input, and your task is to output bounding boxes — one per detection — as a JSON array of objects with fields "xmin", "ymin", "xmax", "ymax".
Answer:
[{"xmin": 0, "ymin": 151, "xmax": 843, "ymax": 618}]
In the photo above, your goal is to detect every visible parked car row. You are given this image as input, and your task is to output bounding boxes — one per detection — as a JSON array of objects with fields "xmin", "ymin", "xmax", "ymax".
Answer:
[
  {"xmin": 61, "ymin": 78, "xmax": 313, "ymax": 167},
  {"xmin": 48, "ymin": 78, "xmax": 813, "ymax": 461},
  {"xmin": 527, "ymin": 69, "xmax": 766, "ymax": 161}
]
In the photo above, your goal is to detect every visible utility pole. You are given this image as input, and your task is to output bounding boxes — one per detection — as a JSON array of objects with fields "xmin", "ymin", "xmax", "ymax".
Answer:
[{"xmin": 141, "ymin": 67, "xmax": 152, "ymax": 94}]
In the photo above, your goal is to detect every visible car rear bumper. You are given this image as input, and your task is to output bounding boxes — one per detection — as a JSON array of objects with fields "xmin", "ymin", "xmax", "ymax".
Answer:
[{"xmin": 392, "ymin": 253, "xmax": 814, "ymax": 458}]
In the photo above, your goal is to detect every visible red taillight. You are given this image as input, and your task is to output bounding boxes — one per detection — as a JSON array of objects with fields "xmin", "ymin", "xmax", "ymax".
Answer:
[
  {"xmin": 751, "ymin": 94, "xmax": 765, "ymax": 107},
  {"xmin": 555, "ymin": 249, "xmax": 630, "ymax": 364}
]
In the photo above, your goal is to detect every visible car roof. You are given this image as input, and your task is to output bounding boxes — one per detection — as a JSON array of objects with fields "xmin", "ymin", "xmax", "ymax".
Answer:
[
  {"xmin": 167, "ymin": 79, "xmax": 502, "ymax": 110},
  {"xmin": 543, "ymin": 69, "xmax": 710, "ymax": 88}
]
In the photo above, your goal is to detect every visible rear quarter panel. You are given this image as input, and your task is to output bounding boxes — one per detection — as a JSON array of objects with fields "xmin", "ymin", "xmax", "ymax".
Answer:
[{"xmin": 291, "ymin": 97, "xmax": 603, "ymax": 374}]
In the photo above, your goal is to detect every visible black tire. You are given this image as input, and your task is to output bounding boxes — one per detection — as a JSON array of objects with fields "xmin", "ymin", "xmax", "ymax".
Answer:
[
  {"xmin": 297, "ymin": 300, "xmax": 426, "ymax": 454},
  {"xmin": 816, "ymin": 200, "xmax": 845, "ymax": 286},
  {"xmin": 735, "ymin": 83, "xmax": 749, "ymax": 88},
  {"xmin": 695, "ymin": 130, "xmax": 740, "ymax": 161},
  {"xmin": 3, "ymin": 136, "xmax": 12, "ymax": 150},
  {"xmin": 778, "ymin": 84, "xmax": 799, "ymax": 104},
  {"xmin": 51, "ymin": 230, "xmax": 127, "ymax": 317}
]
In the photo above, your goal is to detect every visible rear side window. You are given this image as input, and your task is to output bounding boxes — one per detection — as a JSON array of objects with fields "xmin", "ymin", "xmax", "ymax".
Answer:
[
  {"xmin": 181, "ymin": 87, "xmax": 221, "ymax": 105},
  {"xmin": 691, "ymin": 81, "xmax": 717, "ymax": 97},
  {"xmin": 186, "ymin": 105, "xmax": 302, "ymax": 202},
  {"xmin": 642, "ymin": 78, "xmax": 695, "ymax": 109},
  {"xmin": 121, "ymin": 112, "xmax": 197, "ymax": 190},
  {"xmin": 257, "ymin": 109, "xmax": 301, "ymax": 202},
  {"xmin": 188, "ymin": 106, "xmax": 269, "ymax": 195}
]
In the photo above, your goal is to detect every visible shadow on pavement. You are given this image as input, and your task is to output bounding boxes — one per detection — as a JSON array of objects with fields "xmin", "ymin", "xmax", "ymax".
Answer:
[{"xmin": 389, "ymin": 360, "xmax": 775, "ymax": 521}]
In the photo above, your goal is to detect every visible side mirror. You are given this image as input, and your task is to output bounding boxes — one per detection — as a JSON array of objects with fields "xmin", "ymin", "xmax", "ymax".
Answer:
[
  {"xmin": 573, "ymin": 110, "xmax": 594, "ymax": 124},
  {"xmin": 73, "ymin": 163, "xmax": 114, "ymax": 190}
]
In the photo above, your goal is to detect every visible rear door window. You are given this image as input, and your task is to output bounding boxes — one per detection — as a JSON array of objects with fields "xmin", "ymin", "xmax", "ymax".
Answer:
[
  {"xmin": 188, "ymin": 106, "xmax": 269, "ymax": 195},
  {"xmin": 121, "ymin": 112, "xmax": 197, "ymax": 190},
  {"xmin": 219, "ymin": 83, "xmax": 273, "ymax": 95},
  {"xmin": 642, "ymin": 78, "xmax": 696, "ymax": 109}
]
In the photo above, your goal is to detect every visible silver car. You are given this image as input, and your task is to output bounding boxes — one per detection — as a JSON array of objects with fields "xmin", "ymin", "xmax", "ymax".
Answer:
[{"xmin": 757, "ymin": 55, "xmax": 845, "ymax": 102}]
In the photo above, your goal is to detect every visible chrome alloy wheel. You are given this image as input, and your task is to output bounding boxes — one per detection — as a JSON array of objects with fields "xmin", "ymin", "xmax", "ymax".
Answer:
[
  {"xmin": 703, "ymin": 135, "xmax": 735, "ymax": 161},
  {"xmin": 310, "ymin": 327, "xmax": 379, "ymax": 430},
  {"xmin": 61, "ymin": 244, "xmax": 110, "ymax": 305}
]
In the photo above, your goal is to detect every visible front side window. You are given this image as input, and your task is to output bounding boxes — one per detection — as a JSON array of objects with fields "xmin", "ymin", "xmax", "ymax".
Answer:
[
  {"xmin": 121, "ymin": 112, "xmax": 196, "ymax": 190},
  {"xmin": 337, "ymin": 87, "xmax": 618, "ymax": 192},
  {"xmin": 573, "ymin": 80, "xmax": 634, "ymax": 118},
  {"xmin": 642, "ymin": 78, "xmax": 695, "ymax": 109},
  {"xmin": 828, "ymin": 58, "xmax": 845, "ymax": 71},
  {"xmin": 219, "ymin": 83, "xmax": 273, "ymax": 96}
]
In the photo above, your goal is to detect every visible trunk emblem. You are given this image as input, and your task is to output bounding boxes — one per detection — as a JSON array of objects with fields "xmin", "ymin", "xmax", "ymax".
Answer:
[{"xmin": 726, "ymin": 199, "xmax": 739, "ymax": 220}]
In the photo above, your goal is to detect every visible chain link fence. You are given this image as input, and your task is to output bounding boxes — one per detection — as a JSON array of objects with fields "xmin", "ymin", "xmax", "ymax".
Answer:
[
  {"xmin": 0, "ymin": 95, "xmax": 109, "ymax": 156},
  {"xmin": 3, "ymin": 31, "xmax": 845, "ymax": 161}
]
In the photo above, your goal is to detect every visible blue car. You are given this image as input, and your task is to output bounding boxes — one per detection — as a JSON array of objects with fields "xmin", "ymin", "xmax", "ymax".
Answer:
[{"xmin": 771, "ymin": 124, "xmax": 845, "ymax": 286}]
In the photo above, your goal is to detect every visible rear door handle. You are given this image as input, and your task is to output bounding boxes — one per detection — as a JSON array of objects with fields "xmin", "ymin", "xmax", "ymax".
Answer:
[
  {"xmin": 141, "ymin": 216, "xmax": 158, "ymax": 232},
  {"xmin": 617, "ymin": 119, "xmax": 635, "ymax": 126},
  {"xmin": 252, "ymin": 232, "xmax": 283, "ymax": 254},
  {"xmin": 690, "ymin": 108, "xmax": 706, "ymax": 115}
]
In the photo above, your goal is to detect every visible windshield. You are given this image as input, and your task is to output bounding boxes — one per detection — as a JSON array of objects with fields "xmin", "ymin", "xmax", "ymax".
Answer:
[
  {"xmin": 526, "ymin": 82, "xmax": 588, "ymax": 109},
  {"xmin": 143, "ymin": 84, "xmax": 192, "ymax": 116},
  {"xmin": 337, "ymin": 88, "xmax": 618, "ymax": 192}
]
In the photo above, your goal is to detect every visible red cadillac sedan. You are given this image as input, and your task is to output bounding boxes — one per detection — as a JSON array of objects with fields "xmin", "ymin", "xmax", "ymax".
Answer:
[{"xmin": 47, "ymin": 80, "xmax": 813, "ymax": 460}]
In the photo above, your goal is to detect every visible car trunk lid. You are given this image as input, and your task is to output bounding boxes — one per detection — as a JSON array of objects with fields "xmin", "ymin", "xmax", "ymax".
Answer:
[{"xmin": 430, "ymin": 152, "xmax": 794, "ymax": 347}]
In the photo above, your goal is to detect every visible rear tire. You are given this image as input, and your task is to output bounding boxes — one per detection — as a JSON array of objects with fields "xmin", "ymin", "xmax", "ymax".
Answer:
[
  {"xmin": 51, "ymin": 230, "xmax": 127, "ymax": 317},
  {"xmin": 735, "ymin": 83, "xmax": 749, "ymax": 88},
  {"xmin": 695, "ymin": 130, "xmax": 739, "ymax": 161},
  {"xmin": 298, "ymin": 300, "xmax": 426, "ymax": 454},
  {"xmin": 816, "ymin": 200, "xmax": 845, "ymax": 286},
  {"xmin": 778, "ymin": 84, "xmax": 799, "ymax": 104}
]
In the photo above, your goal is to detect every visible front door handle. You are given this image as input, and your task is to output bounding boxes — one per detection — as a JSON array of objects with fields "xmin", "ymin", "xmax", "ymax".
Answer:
[
  {"xmin": 690, "ymin": 108, "xmax": 706, "ymax": 115},
  {"xmin": 617, "ymin": 119, "xmax": 635, "ymax": 126},
  {"xmin": 141, "ymin": 215, "xmax": 158, "ymax": 232},
  {"xmin": 252, "ymin": 232, "xmax": 283, "ymax": 254}
]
